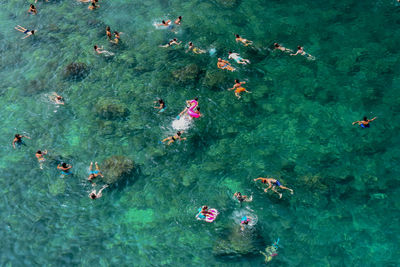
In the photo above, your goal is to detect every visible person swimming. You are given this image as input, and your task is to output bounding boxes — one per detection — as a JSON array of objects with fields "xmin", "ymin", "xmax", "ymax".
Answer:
[
  {"xmin": 240, "ymin": 216, "xmax": 252, "ymax": 231},
  {"xmin": 187, "ymin": 42, "xmax": 206, "ymax": 54},
  {"xmin": 154, "ymin": 99, "xmax": 166, "ymax": 112},
  {"xmin": 274, "ymin": 43, "xmax": 293, "ymax": 53},
  {"xmin": 196, "ymin": 205, "xmax": 210, "ymax": 219},
  {"xmin": 178, "ymin": 97, "xmax": 198, "ymax": 118},
  {"xmin": 228, "ymin": 79, "xmax": 251, "ymax": 99},
  {"xmin": 161, "ymin": 131, "xmax": 186, "ymax": 145},
  {"xmin": 35, "ymin": 150, "xmax": 47, "ymax": 169},
  {"xmin": 88, "ymin": 162, "xmax": 104, "ymax": 183},
  {"xmin": 160, "ymin": 38, "xmax": 181, "ymax": 47},
  {"xmin": 290, "ymin": 46, "xmax": 315, "ymax": 60},
  {"xmin": 234, "ymin": 192, "xmax": 253, "ymax": 203},
  {"xmin": 12, "ymin": 134, "xmax": 30, "ymax": 149},
  {"xmin": 253, "ymin": 177, "xmax": 293, "ymax": 199},
  {"xmin": 260, "ymin": 239, "xmax": 279, "ymax": 263},
  {"xmin": 235, "ymin": 34, "xmax": 253, "ymax": 46},
  {"xmin": 110, "ymin": 31, "xmax": 121, "ymax": 44},
  {"xmin": 49, "ymin": 92, "xmax": 64, "ymax": 105},
  {"xmin": 14, "ymin": 25, "xmax": 36, "ymax": 39},
  {"xmin": 88, "ymin": 2, "xmax": 100, "ymax": 10},
  {"xmin": 89, "ymin": 184, "xmax": 108, "ymax": 199},
  {"xmin": 228, "ymin": 52, "xmax": 250, "ymax": 65},
  {"xmin": 157, "ymin": 20, "xmax": 171, "ymax": 27},
  {"xmin": 352, "ymin": 116, "xmax": 377, "ymax": 128},
  {"xmin": 106, "ymin": 26, "xmax": 112, "ymax": 40},
  {"xmin": 174, "ymin": 16, "xmax": 182, "ymax": 25},
  {"xmin": 28, "ymin": 4, "xmax": 38, "ymax": 15},
  {"xmin": 217, "ymin": 58, "xmax": 235, "ymax": 71},
  {"xmin": 57, "ymin": 162, "xmax": 73, "ymax": 176},
  {"xmin": 94, "ymin": 45, "xmax": 114, "ymax": 56}
]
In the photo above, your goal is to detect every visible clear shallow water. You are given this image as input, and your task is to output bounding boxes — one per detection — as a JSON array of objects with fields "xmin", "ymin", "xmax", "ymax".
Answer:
[{"xmin": 1, "ymin": 0, "xmax": 399, "ymax": 266}]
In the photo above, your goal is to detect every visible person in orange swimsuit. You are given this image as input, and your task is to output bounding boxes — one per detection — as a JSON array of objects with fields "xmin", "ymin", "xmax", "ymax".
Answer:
[
  {"xmin": 217, "ymin": 58, "xmax": 235, "ymax": 71},
  {"xmin": 228, "ymin": 79, "xmax": 251, "ymax": 99}
]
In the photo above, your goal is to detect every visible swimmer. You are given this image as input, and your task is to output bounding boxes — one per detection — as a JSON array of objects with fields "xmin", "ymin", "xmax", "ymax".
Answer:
[
  {"xmin": 274, "ymin": 43, "xmax": 293, "ymax": 53},
  {"xmin": 192, "ymin": 107, "xmax": 202, "ymax": 118},
  {"xmin": 196, "ymin": 205, "xmax": 210, "ymax": 218},
  {"xmin": 58, "ymin": 162, "xmax": 73, "ymax": 177},
  {"xmin": 12, "ymin": 134, "xmax": 30, "ymax": 149},
  {"xmin": 110, "ymin": 31, "xmax": 122, "ymax": 44},
  {"xmin": 228, "ymin": 52, "xmax": 251, "ymax": 65},
  {"xmin": 159, "ymin": 38, "xmax": 181, "ymax": 47},
  {"xmin": 106, "ymin": 26, "xmax": 112, "ymax": 40},
  {"xmin": 153, "ymin": 99, "xmax": 166, "ymax": 111},
  {"xmin": 88, "ymin": 162, "xmax": 104, "ymax": 182},
  {"xmin": 89, "ymin": 184, "xmax": 109, "ymax": 199},
  {"xmin": 217, "ymin": 58, "xmax": 235, "ymax": 71},
  {"xmin": 352, "ymin": 116, "xmax": 377, "ymax": 128},
  {"xmin": 88, "ymin": 2, "xmax": 100, "ymax": 10},
  {"xmin": 178, "ymin": 97, "xmax": 198, "ymax": 117},
  {"xmin": 253, "ymin": 177, "xmax": 293, "ymax": 199},
  {"xmin": 187, "ymin": 42, "xmax": 206, "ymax": 54},
  {"xmin": 94, "ymin": 45, "xmax": 114, "ymax": 56},
  {"xmin": 234, "ymin": 192, "xmax": 253, "ymax": 203},
  {"xmin": 235, "ymin": 34, "xmax": 253, "ymax": 46},
  {"xmin": 240, "ymin": 216, "xmax": 252, "ymax": 231},
  {"xmin": 157, "ymin": 20, "xmax": 171, "ymax": 27},
  {"xmin": 49, "ymin": 92, "xmax": 64, "ymax": 105},
  {"xmin": 35, "ymin": 150, "xmax": 47, "ymax": 169},
  {"xmin": 161, "ymin": 131, "xmax": 186, "ymax": 145},
  {"xmin": 228, "ymin": 79, "xmax": 251, "ymax": 99},
  {"xmin": 174, "ymin": 16, "xmax": 182, "ymax": 25},
  {"xmin": 260, "ymin": 240, "xmax": 279, "ymax": 263},
  {"xmin": 290, "ymin": 46, "xmax": 315, "ymax": 60},
  {"xmin": 28, "ymin": 4, "xmax": 38, "ymax": 15},
  {"xmin": 14, "ymin": 25, "xmax": 36, "ymax": 39}
]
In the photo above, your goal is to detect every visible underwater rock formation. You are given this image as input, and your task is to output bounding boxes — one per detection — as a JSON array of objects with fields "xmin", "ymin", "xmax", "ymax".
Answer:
[
  {"xmin": 101, "ymin": 155, "xmax": 135, "ymax": 184},
  {"xmin": 172, "ymin": 64, "xmax": 201, "ymax": 85},
  {"xmin": 94, "ymin": 98, "xmax": 130, "ymax": 120},
  {"xmin": 64, "ymin": 62, "xmax": 89, "ymax": 81}
]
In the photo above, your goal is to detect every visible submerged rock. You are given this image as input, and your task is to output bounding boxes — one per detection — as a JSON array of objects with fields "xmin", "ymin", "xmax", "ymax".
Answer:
[
  {"xmin": 101, "ymin": 155, "xmax": 134, "ymax": 184},
  {"xmin": 203, "ymin": 69, "xmax": 228, "ymax": 89},
  {"xmin": 64, "ymin": 62, "xmax": 89, "ymax": 81},
  {"xmin": 172, "ymin": 64, "xmax": 201, "ymax": 84},
  {"xmin": 94, "ymin": 98, "xmax": 130, "ymax": 120},
  {"xmin": 213, "ymin": 227, "xmax": 264, "ymax": 258}
]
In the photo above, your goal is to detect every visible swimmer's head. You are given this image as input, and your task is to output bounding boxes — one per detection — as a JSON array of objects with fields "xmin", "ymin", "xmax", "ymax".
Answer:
[
  {"xmin": 90, "ymin": 193, "xmax": 96, "ymax": 199},
  {"xmin": 177, "ymin": 131, "xmax": 182, "ymax": 136},
  {"xmin": 15, "ymin": 134, "xmax": 21, "ymax": 138},
  {"xmin": 297, "ymin": 46, "xmax": 302, "ymax": 49},
  {"xmin": 62, "ymin": 162, "xmax": 68, "ymax": 168},
  {"xmin": 189, "ymin": 42, "xmax": 193, "ymax": 46},
  {"xmin": 363, "ymin": 116, "xmax": 368, "ymax": 121},
  {"xmin": 173, "ymin": 38, "xmax": 177, "ymax": 41},
  {"xmin": 178, "ymin": 16, "xmax": 182, "ymax": 20},
  {"xmin": 218, "ymin": 58, "xmax": 222, "ymax": 61},
  {"xmin": 196, "ymin": 107, "xmax": 200, "ymax": 111},
  {"xmin": 158, "ymin": 99, "xmax": 163, "ymax": 104},
  {"xmin": 57, "ymin": 96, "xmax": 63, "ymax": 100},
  {"xmin": 114, "ymin": 31, "xmax": 119, "ymax": 35},
  {"xmin": 235, "ymin": 79, "xmax": 239, "ymax": 83},
  {"xmin": 91, "ymin": 3, "xmax": 95, "ymax": 6},
  {"xmin": 30, "ymin": 4, "xmax": 34, "ymax": 8},
  {"xmin": 202, "ymin": 205, "xmax": 208, "ymax": 210},
  {"xmin": 37, "ymin": 150, "xmax": 42, "ymax": 154},
  {"xmin": 274, "ymin": 43, "xmax": 279, "ymax": 47},
  {"xmin": 235, "ymin": 34, "xmax": 240, "ymax": 38},
  {"xmin": 106, "ymin": 26, "xmax": 110, "ymax": 31},
  {"xmin": 162, "ymin": 20, "xmax": 166, "ymax": 24},
  {"xmin": 236, "ymin": 192, "xmax": 242, "ymax": 196},
  {"xmin": 94, "ymin": 45, "xmax": 98, "ymax": 50},
  {"xmin": 31, "ymin": 30, "xmax": 35, "ymax": 35},
  {"xmin": 228, "ymin": 51, "xmax": 232, "ymax": 54}
]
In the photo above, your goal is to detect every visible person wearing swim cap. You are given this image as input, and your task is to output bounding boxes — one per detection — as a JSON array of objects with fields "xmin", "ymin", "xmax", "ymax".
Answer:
[
  {"xmin": 234, "ymin": 192, "xmax": 253, "ymax": 203},
  {"xmin": 352, "ymin": 116, "xmax": 377, "ymax": 128},
  {"xmin": 253, "ymin": 177, "xmax": 293, "ymax": 199}
]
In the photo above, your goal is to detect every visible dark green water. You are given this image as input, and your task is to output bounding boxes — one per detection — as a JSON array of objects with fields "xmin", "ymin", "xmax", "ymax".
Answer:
[{"xmin": 1, "ymin": 0, "xmax": 399, "ymax": 266}]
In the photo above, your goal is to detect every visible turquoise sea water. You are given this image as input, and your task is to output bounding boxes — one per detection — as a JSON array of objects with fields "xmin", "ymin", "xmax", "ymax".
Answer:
[{"xmin": 1, "ymin": 0, "xmax": 400, "ymax": 265}]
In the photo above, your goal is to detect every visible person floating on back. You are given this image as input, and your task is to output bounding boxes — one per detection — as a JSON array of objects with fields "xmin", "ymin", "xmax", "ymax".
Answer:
[
  {"xmin": 14, "ymin": 25, "xmax": 36, "ymax": 39},
  {"xmin": 254, "ymin": 177, "xmax": 293, "ymax": 199},
  {"xmin": 352, "ymin": 116, "xmax": 377, "ymax": 128},
  {"xmin": 12, "ymin": 134, "xmax": 30, "ymax": 149}
]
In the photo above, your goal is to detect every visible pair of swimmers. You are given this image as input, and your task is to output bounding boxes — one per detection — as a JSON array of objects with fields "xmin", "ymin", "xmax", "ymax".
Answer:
[
  {"xmin": 254, "ymin": 177, "xmax": 293, "ymax": 199},
  {"xmin": 87, "ymin": 162, "xmax": 108, "ymax": 199},
  {"xmin": 157, "ymin": 16, "xmax": 182, "ymax": 28},
  {"xmin": 274, "ymin": 43, "xmax": 315, "ymax": 60},
  {"xmin": 106, "ymin": 26, "xmax": 121, "ymax": 44},
  {"xmin": 228, "ymin": 80, "xmax": 251, "ymax": 99},
  {"xmin": 28, "ymin": 4, "xmax": 38, "ymax": 15}
]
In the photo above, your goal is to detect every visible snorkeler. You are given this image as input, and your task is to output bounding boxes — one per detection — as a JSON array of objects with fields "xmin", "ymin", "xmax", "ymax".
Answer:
[
  {"xmin": 234, "ymin": 192, "xmax": 253, "ymax": 203},
  {"xmin": 274, "ymin": 43, "xmax": 293, "ymax": 53},
  {"xmin": 14, "ymin": 25, "xmax": 36, "ymax": 39},
  {"xmin": 228, "ymin": 79, "xmax": 251, "ymax": 99},
  {"xmin": 57, "ymin": 162, "xmax": 73, "ymax": 177},
  {"xmin": 49, "ymin": 92, "xmax": 64, "ymax": 105},
  {"xmin": 253, "ymin": 177, "xmax": 293, "ymax": 199},
  {"xmin": 161, "ymin": 131, "xmax": 186, "ymax": 145},
  {"xmin": 228, "ymin": 52, "xmax": 250, "ymax": 65},
  {"xmin": 160, "ymin": 38, "xmax": 182, "ymax": 47},
  {"xmin": 154, "ymin": 99, "xmax": 166, "ymax": 112},
  {"xmin": 94, "ymin": 45, "xmax": 114, "ymax": 56},
  {"xmin": 28, "ymin": 4, "xmax": 38, "ymax": 15},
  {"xmin": 235, "ymin": 34, "xmax": 253, "ymax": 46},
  {"xmin": 35, "ymin": 150, "xmax": 47, "ymax": 169},
  {"xmin": 187, "ymin": 42, "xmax": 206, "ymax": 54},
  {"xmin": 12, "ymin": 134, "xmax": 30, "ymax": 149},
  {"xmin": 175, "ymin": 16, "xmax": 182, "ymax": 25},
  {"xmin": 290, "ymin": 46, "xmax": 315, "ymax": 60},
  {"xmin": 88, "ymin": 162, "xmax": 104, "ymax": 182},
  {"xmin": 88, "ymin": 2, "xmax": 100, "ymax": 10},
  {"xmin": 89, "ymin": 184, "xmax": 109, "ymax": 199},
  {"xmin": 352, "ymin": 116, "xmax": 377, "ymax": 128},
  {"xmin": 217, "ymin": 58, "xmax": 235, "ymax": 71}
]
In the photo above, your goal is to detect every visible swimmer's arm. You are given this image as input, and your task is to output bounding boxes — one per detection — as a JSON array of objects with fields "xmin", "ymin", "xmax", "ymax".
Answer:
[
  {"xmin": 290, "ymin": 51, "xmax": 299, "ymax": 56},
  {"xmin": 369, "ymin": 117, "xmax": 377, "ymax": 122},
  {"xmin": 352, "ymin": 121, "xmax": 361, "ymax": 125},
  {"xmin": 57, "ymin": 164, "xmax": 61, "ymax": 169},
  {"xmin": 253, "ymin": 177, "xmax": 264, "ymax": 181},
  {"xmin": 22, "ymin": 135, "xmax": 31, "ymax": 139},
  {"xmin": 22, "ymin": 34, "xmax": 31, "ymax": 39},
  {"xmin": 12, "ymin": 139, "xmax": 16, "ymax": 148}
]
